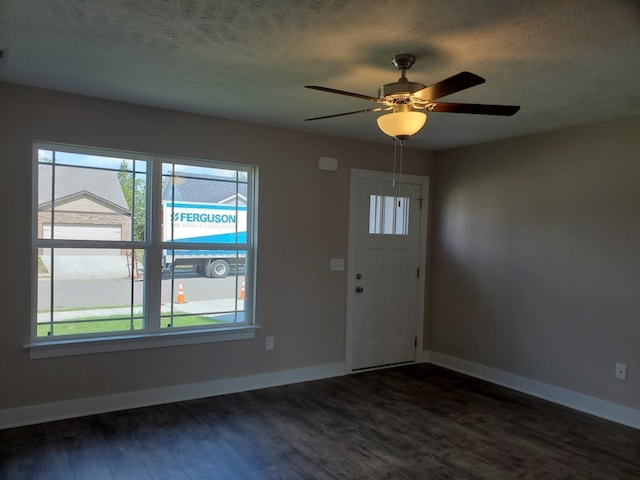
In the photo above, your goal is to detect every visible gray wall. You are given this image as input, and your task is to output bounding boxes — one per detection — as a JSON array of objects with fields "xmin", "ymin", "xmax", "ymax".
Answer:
[
  {"xmin": 430, "ymin": 116, "xmax": 640, "ymax": 410},
  {"xmin": 2, "ymin": 80, "xmax": 638, "ymax": 416},
  {"xmin": 0, "ymin": 82, "xmax": 434, "ymax": 409}
]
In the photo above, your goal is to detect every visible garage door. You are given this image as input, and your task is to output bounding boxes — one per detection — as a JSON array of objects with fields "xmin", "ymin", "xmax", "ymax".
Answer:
[{"xmin": 43, "ymin": 224, "xmax": 122, "ymax": 255}]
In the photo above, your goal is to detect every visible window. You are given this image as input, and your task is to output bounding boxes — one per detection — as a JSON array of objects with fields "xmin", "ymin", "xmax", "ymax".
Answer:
[
  {"xmin": 31, "ymin": 143, "xmax": 257, "ymax": 357},
  {"xmin": 369, "ymin": 195, "xmax": 409, "ymax": 235}
]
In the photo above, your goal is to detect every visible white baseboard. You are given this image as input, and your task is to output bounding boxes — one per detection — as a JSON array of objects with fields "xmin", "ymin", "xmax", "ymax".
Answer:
[
  {"xmin": 0, "ymin": 361, "xmax": 346, "ymax": 430},
  {"xmin": 426, "ymin": 350, "xmax": 640, "ymax": 430},
  {"xmin": 5, "ymin": 355, "xmax": 638, "ymax": 431}
]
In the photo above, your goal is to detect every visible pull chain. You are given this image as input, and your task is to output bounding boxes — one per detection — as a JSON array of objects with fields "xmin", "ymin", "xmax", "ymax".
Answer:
[
  {"xmin": 392, "ymin": 138, "xmax": 404, "ymax": 189},
  {"xmin": 392, "ymin": 139, "xmax": 398, "ymax": 187},
  {"xmin": 397, "ymin": 139, "xmax": 403, "ymax": 196},
  {"xmin": 392, "ymin": 138, "xmax": 404, "ymax": 205}
]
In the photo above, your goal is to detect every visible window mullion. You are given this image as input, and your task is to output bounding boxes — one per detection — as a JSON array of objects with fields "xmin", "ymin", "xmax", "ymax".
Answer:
[{"xmin": 145, "ymin": 158, "xmax": 163, "ymax": 332}]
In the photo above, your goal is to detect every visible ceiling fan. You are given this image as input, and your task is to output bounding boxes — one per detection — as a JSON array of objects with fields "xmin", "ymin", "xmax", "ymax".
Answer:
[{"xmin": 305, "ymin": 53, "xmax": 520, "ymax": 140}]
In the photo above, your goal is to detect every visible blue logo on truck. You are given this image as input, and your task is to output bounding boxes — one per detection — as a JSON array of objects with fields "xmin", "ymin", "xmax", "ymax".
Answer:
[{"xmin": 172, "ymin": 213, "xmax": 236, "ymax": 223}]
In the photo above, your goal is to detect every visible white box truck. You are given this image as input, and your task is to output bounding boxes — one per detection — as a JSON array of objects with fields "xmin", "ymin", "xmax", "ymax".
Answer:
[{"xmin": 162, "ymin": 200, "xmax": 247, "ymax": 278}]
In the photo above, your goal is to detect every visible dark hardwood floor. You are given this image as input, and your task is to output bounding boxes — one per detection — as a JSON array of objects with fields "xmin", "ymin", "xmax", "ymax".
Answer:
[{"xmin": 1, "ymin": 364, "xmax": 639, "ymax": 479}]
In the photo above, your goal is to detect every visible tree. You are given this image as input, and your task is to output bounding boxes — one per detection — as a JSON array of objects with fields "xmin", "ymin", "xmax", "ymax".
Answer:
[
  {"xmin": 38, "ymin": 150, "xmax": 53, "ymax": 163},
  {"xmin": 117, "ymin": 160, "xmax": 146, "ymax": 241}
]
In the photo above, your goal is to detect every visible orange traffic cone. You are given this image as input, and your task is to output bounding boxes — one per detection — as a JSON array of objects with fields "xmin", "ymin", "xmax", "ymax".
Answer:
[
  {"xmin": 239, "ymin": 279, "xmax": 245, "ymax": 300},
  {"xmin": 176, "ymin": 281, "xmax": 185, "ymax": 304}
]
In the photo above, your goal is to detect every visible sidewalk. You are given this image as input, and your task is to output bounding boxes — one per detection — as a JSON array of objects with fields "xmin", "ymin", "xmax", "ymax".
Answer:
[{"xmin": 37, "ymin": 298, "xmax": 245, "ymax": 322}]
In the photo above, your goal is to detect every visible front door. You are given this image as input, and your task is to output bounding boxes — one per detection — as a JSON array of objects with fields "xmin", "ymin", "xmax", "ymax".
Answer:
[{"xmin": 347, "ymin": 169, "xmax": 428, "ymax": 371}]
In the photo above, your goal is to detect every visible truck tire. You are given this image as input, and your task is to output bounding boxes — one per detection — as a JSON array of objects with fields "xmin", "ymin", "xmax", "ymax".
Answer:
[{"xmin": 207, "ymin": 259, "xmax": 230, "ymax": 278}]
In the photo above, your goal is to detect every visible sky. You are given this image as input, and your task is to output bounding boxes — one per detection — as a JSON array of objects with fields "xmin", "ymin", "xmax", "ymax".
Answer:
[{"xmin": 38, "ymin": 148, "xmax": 247, "ymax": 180}]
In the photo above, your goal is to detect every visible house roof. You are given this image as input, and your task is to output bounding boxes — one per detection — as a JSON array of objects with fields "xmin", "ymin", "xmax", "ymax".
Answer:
[
  {"xmin": 38, "ymin": 163, "xmax": 130, "ymax": 212},
  {"xmin": 161, "ymin": 174, "xmax": 248, "ymax": 205},
  {"xmin": 1, "ymin": 1, "xmax": 639, "ymax": 151}
]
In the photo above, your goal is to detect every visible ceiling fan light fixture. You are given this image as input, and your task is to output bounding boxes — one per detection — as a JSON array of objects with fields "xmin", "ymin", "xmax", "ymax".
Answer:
[{"xmin": 376, "ymin": 111, "xmax": 427, "ymax": 140}]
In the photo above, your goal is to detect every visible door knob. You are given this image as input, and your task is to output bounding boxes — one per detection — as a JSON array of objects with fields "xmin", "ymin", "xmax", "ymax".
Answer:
[{"xmin": 355, "ymin": 286, "xmax": 364, "ymax": 293}]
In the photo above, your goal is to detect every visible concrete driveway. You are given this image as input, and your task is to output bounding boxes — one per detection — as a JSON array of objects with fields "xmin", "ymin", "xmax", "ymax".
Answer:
[{"xmin": 39, "ymin": 255, "xmax": 137, "ymax": 280}]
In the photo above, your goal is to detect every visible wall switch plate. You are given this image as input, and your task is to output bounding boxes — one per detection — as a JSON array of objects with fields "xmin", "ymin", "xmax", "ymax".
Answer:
[
  {"xmin": 330, "ymin": 258, "xmax": 344, "ymax": 271},
  {"xmin": 266, "ymin": 336, "xmax": 274, "ymax": 351},
  {"xmin": 615, "ymin": 362, "xmax": 627, "ymax": 381}
]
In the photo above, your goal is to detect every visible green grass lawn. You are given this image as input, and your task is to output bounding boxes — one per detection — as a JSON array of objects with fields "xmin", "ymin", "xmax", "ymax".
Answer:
[
  {"xmin": 37, "ymin": 312, "xmax": 227, "ymax": 337},
  {"xmin": 37, "ymin": 257, "xmax": 49, "ymax": 274}
]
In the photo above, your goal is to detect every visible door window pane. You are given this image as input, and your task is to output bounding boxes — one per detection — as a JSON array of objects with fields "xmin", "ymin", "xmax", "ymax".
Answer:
[{"xmin": 369, "ymin": 195, "xmax": 410, "ymax": 235}]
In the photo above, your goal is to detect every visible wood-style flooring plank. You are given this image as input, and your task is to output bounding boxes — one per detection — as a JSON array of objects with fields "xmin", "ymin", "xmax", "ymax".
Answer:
[{"xmin": 1, "ymin": 364, "xmax": 639, "ymax": 479}]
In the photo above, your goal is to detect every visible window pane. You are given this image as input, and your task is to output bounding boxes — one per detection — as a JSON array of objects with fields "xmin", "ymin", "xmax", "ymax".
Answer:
[
  {"xmin": 37, "ymin": 158, "xmax": 146, "ymax": 242},
  {"xmin": 37, "ymin": 248, "xmax": 145, "ymax": 337},
  {"xmin": 369, "ymin": 195, "xmax": 410, "ymax": 235},
  {"xmin": 162, "ymin": 163, "xmax": 247, "ymax": 244},
  {"xmin": 160, "ymin": 250, "xmax": 247, "ymax": 329}
]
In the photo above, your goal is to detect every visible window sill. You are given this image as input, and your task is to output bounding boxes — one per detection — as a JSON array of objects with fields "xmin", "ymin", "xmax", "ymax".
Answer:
[{"xmin": 24, "ymin": 326, "xmax": 259, "ymax": 359}]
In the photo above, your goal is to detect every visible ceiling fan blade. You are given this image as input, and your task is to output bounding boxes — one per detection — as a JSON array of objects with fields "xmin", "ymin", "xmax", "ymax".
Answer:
[
  {"xmin": 305, "ymin": 85, "xmax": 381, "ymax": 103},
  {"xmin": 413, "ymin": 72, "xmax": 486, "ymax": 101},
  {"xmin": 428, "ymin": 102, "xmax": 520, "ymax": 116},
  {"xmin": 305, "ymin": 107, "xmax": 388, "ymax": 121}
]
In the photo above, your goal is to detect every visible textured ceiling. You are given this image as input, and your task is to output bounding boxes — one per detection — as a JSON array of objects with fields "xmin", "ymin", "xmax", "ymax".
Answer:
[{"xmin": 1, "ymin": 0, "xmax": 639, "ymax": 150}]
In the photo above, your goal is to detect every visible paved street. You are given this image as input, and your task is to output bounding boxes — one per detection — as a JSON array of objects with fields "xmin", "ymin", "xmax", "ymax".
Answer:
[{"xmin": 38, "ymin": 273, "xmax": 242, "ymax": 310}]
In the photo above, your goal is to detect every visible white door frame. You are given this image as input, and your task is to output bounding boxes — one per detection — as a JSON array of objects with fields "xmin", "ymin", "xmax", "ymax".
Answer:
[{"xmin": 345, "ymin": 168, "xmax": 430, "ymax": 373}]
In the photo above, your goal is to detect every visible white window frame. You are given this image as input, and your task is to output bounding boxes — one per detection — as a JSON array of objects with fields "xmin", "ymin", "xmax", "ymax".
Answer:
[{"xmin": 27, "ymin": 142, "xmax": 258, "ymax": 359}]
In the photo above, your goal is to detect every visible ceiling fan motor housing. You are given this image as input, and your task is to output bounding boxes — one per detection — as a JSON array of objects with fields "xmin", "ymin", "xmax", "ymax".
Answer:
[
  {"xmin": 379, "ymin": 53, "xmax": 425, "ymax": 101},
  {"xmin": 378, "ymin": 80, "xmax": 426, "ymax": 100}
]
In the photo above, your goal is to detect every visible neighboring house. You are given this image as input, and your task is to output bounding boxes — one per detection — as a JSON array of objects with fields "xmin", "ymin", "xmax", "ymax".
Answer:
[{"xmin": 37, "ymin": 164, "xmax": 131, "ymax": 253}]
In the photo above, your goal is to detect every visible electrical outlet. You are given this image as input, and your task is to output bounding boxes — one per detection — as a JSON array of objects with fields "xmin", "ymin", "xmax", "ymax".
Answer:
[
  {"xmin": 266, "ymin": 336, "xmax": 274, "ymax": 351},
  {"xmin": 615, "ymin": 362, "xmax": 627, "ymax": 381}
]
